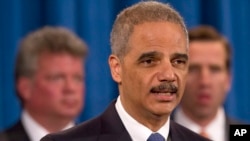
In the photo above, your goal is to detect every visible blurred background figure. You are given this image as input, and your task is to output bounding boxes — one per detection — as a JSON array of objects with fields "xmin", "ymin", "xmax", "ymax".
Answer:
[
  {"xmin": 0, "ymin": 26, "xmax": 88, "ymax": 141},
  {"xmin": 173, "ymin": 25, "xmax": 244, "ymax": 141}
]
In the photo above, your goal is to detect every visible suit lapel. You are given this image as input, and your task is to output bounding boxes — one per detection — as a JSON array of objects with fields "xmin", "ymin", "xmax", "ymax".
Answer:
[
  {"xmin": 169, "ymin": 121, "xmax": 195, "ymax": 141},
  {"xmin": 169, "ymin": 121, "xmax": 184, "ymax": 141},
  {"xmin": 98, "ymin": 100, "xmax": 132, "ymax": 141}
]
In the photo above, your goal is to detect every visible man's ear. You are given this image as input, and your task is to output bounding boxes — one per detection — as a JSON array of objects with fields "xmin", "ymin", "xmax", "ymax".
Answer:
[
  {"xmin": 109, "ymin": 55, "xmax": 122, "ymax": 83},
  {"xmin": 17, "ymin": 77, "xmax": 32, "ymax": 102}
]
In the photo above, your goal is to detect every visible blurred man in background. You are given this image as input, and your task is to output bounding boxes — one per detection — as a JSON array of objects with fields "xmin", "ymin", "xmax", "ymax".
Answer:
[
  {"xmin": 0, "ymin": 26, "xmax": 88, "ymax": 141},
  {"xmin": 173, "ymin": 25, "xmax": 243, "ymax": 141}
]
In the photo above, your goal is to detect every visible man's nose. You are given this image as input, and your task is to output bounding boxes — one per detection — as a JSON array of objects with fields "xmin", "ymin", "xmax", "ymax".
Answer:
[
  {"xmin": 157, "ymin": 61, "xmax": 175, "ymax": 82},
  {"xmin": 199, "ymin": 68, "xmax": 211, "ymax": 85},
  {"xmin": 63, "ymin": 78, "xmax": 76, "ymax": 93}
]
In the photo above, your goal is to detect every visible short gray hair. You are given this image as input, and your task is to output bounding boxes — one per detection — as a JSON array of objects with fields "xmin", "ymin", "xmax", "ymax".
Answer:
[
  {"xmin": 110, "ymin": 1, "xmax": 188, "ymax": 59},
  {"xmin": 15, "ymin": 26, "xmax": 88, "ymax": 80}
]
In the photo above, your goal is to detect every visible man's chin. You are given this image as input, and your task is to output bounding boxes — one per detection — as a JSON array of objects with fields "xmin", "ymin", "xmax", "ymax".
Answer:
[
  {"xmin": 58, "ymin": 111, "xmax": 80, "ymax": 119},
  {"xmin": 153, "ymin": 104, "xmax": 175, "ymax": 116}
]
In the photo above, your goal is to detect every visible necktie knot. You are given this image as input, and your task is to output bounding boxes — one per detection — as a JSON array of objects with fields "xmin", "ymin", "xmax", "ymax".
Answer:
[{"xmin": 147, "ymin": 133, "xmax": 165, "ymax": 141}]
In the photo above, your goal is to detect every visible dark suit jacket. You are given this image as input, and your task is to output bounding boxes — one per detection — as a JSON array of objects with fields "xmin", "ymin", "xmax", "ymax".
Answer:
[
  {"xmin": 41, "ymin": 100, "xmax": 210, "ymax": 141},
  {"xmin": 0, "ymin": 120, "xmax": 30, "ymax": 141}
]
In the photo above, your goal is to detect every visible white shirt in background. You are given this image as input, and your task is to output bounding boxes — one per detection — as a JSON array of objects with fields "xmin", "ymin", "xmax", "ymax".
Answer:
[
  {"xmin": 175, "ymin": 107, "xmax": 226, "ymax": 141},
  {"xmin": 21, "ymin": 110, "xmax": 74, "ymax": 141}
]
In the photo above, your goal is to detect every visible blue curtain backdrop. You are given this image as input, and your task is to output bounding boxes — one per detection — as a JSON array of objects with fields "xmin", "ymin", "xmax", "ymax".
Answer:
[{"xmin": 0, "ymin": 0, "xmax": 249, "ymax": 131}]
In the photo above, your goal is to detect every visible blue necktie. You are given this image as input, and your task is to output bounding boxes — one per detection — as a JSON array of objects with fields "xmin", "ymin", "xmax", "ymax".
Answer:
[{"xmin": 147, "ymin": 133, "xmax": 165, "ymax": 141}]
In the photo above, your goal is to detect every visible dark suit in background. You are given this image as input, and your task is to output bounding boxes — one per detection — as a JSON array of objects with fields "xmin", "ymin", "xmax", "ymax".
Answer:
[{"xmin": 0, "ymin": 121, "xmax": 30, "ymax": 141}]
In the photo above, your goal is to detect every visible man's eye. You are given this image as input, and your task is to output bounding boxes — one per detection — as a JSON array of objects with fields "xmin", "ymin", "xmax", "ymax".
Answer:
[
  {"xmin": 140, "ymin": 59, "xmax": 158, "ymax": 67},
  {"xmin": 74, "ymin": 75, "xmax": 84, "ymax": 83},
  {"xmin": 143, "ymin": 59, "xmax": 153, "ymax": 64},
  {"xmin": 172, "ymin": 59, "xmax": 187, "ymax": 69},
  {"xmin": 210, "ymin": 66, "xmax": 222, "ymax": 73},
  {"xmin": 173, "ymin": 59, "xmax": 186, "ymax": 65},
  {"xmin": 189, "ymin": 66, "xmax": 200, "ymax": 74}
]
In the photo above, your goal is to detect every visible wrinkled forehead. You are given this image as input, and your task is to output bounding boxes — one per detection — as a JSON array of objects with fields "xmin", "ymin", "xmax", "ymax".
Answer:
[{"xmin": 129, "ymin": 22, "xmax": 188, "ymax": 49}]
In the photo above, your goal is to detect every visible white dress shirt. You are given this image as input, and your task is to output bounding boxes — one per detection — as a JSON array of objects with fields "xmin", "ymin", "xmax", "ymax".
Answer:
[
  {"xmin": 21, "ymin": 110, "xmax": 74, "ymax": 141},
  {"xmin": 174, "ymin": 107, "xmax": 226, "ymax": 141},
  {"xmin": 115, "ymin": 96, "xmax": 170, "ymax": 141}
]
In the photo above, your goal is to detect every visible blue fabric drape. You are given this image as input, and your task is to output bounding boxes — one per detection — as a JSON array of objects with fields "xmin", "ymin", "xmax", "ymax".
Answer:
[{"xmin": 0, "ymin": 0, "xmax": 249, "ymax": 131}]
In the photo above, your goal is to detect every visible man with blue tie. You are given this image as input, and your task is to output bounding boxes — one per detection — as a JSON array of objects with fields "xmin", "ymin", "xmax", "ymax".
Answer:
[{"xmin": 41, "ymin": 1, "xmax": 211, "ymax": 141}]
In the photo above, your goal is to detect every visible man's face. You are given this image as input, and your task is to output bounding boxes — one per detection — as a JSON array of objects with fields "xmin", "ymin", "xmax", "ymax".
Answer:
[
  {"xmin": 110, "ymin": 22, "xmax": 188, "ymax": 121},
  {"xmin": 20, "ymin": 52, "xmax": 84, "ymax": 120},
  {"xmin": 181, "ymin": 41, "xmax": 231, "ymax": 118}
]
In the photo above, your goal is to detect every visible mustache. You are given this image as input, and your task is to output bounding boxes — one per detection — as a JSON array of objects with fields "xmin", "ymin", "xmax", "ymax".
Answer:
[{"xmin": 150, "ymin": 82, "xmax": 178, "ymax": 93}]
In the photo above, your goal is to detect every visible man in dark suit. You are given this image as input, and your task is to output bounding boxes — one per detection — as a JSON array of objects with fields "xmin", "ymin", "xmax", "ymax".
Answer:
[
  {"xmin": 172, "ymin": 25, "xmax": 244, "ymax": 141},
  {"xmin": 41, "ymin": 1, "xmax": 210, "ymax": 141},
  {"xmin": 0, "ymin": 26, "xmax": 88, "ymax": 141}
]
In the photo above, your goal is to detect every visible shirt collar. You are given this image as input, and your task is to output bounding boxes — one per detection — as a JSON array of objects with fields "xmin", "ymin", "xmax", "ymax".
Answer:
[
  {"xmin": 175, "ymin": 107, "xmax": 226, "ymax": 141},
  {"xmin": 115, "ymin": 96, "xmax": 170, "ymax": 141},
  {"xmin": 21, "ymin": 110, "xmax": 74, "ymax": 141}
]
